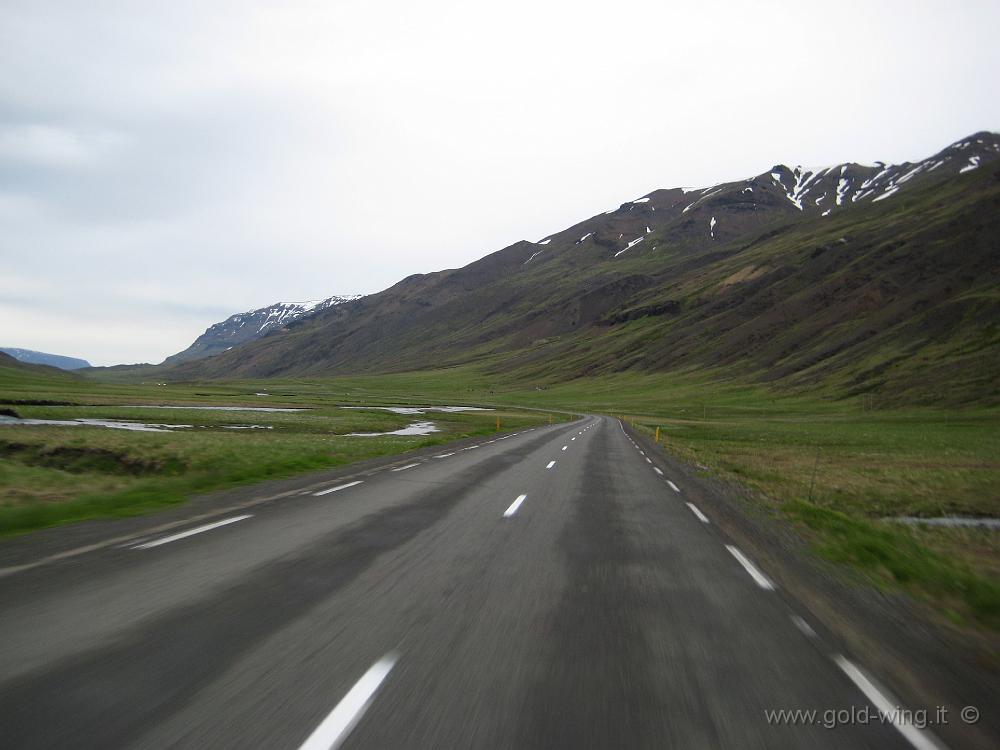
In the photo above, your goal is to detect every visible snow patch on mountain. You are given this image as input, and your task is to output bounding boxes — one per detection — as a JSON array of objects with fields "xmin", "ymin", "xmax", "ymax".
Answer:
[{"xmin": 614, "ymin": 236, "xmax": 644, "ymax": 257}]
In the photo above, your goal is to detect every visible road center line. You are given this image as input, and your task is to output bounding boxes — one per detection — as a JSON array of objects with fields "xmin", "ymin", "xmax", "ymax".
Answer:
[
  {"xmin": 726, "ymin": 545, "xmax": 775, "ymax": 590},
  {"xmin": 546, "ymin": 461, "xmax": 556, "ymax": 469},
  {"xmin": 645, "ymin": 458, "xmax": 652, "ymax": 464},
  {"xmin": 835, "ymin": 656, "xmax": 942, "ymax": 750},
  {"xmin": 133, "ymin": 515, "xmax": 252, "ymax": 549},
  {"xmin": 561, "ymin": 445, "xmax": 568, "ymax": 451},
  {"xmin": 503, "ymin": 494, "xmax": 527, "ymax": 517},
  {"xmin": 391, "ymin": 463, "xmax": 420, "ymax": 472},
  {"xmin": 667, "ymin": 480, "xmax": 681, "ymax": 493},
  {"xmin": 315, "ymin": 480, "xmax": 364, "ymax": 496},
  {"xmin": 297, "ymin": 653, "xmax": 399, "ymax": 750},
  {"xmin": 433, "ymin": 453, "xmax": 455, "ymax": 458},
  {"xmin": 653, "ymin": 467, "xmax": 663, "ymax": 475},
  {"xmin": 686, "ymin": 502, "xmax": 709, "ymax": 523}
]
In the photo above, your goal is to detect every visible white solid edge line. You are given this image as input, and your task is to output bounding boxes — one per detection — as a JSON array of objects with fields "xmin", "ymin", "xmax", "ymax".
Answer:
[
  {"xmin": 835, "ymin": 656, "xmax": 944, "ymax": 750},
  {"xmin": 434, "ymin": 453, "xmax": 455, "ymax": 458},
  {"xmin": 314, "ymin": 480, "xmax": 364, "ymax": 496},
  {"xmin": 298, "ymin": 653, "xmax": 399, "ymax": 750},
  {"xmin": 546, "ymin": 461, "xmax": 556, "ymax": 469},
  {"xmin": 503, "ymin": 494, "xmax": 527, "ymax": 518},
  {"xmin": 667, "ymin": 480, "xmax": 681, "ymax": 493},
  {"xmin": 133, "ymin": 515, "xmax": 252, "ymax": 549},
  {"xmin": 725, "ymin": 545, "xmax": 775, "ymax": 590},
  {"xmin": 653, "ymin": 467, "xmax": 663, "ymax": 476},
  {"xmin": 391, "ymin": 463, "xmax": 420, "ymax": 472},
  {"xmin": 686, "ymin": 502, "xmax": 709, "ymax": 523}
]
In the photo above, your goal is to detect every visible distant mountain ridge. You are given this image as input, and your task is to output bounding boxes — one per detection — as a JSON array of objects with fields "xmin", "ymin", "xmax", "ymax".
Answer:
[
  {"xmin": 163, "ymin": 296, "xmax": 361, "ymax": 365},
  {"xmin": 165, "ymin": 132, "xmax": 1000, "ymax": 405},
  {"xmin": 0, "ymin": 347, "xmax": 91, "ymax": 370}
]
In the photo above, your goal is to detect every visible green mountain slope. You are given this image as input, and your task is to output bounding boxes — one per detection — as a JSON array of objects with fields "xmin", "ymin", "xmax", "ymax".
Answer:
[{"xmin": 168, "ymin": 133, "xmax": 1000, "ymax": 406}]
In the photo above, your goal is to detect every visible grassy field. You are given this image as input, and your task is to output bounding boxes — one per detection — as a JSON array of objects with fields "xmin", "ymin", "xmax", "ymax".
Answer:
[{"xmin": 0, "ymin": 364, "xmax": 561, "ymax": 536}]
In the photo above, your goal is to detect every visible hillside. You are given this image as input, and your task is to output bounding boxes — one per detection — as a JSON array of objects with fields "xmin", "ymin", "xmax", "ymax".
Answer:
[
  {"xmin": 1, "ymin": 348, "xmax": 91, "ymax": 370},
  {"xmin": 167, "ymin": 133, "xmax": 1000, "ymax": 406},
  {"xmin": 162, "ymin": 295, "xmax": 361, "ymax": 365}
]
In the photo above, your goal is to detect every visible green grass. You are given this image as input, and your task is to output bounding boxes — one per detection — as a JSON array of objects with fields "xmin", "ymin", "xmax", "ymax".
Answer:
[
  {"xmin": 0, "ymin": 363, "xmax": 563, "ymax": 536},
  {"xmin": 784, "ymin": 500, "xmax": 1000, "ymax": 627}
]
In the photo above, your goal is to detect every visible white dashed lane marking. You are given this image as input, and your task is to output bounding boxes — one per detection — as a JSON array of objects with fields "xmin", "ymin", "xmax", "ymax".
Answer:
[
  {"xmin": 297, "ymin": 653, "xmax": 398, "ymax": 750},
  {"xmin": 503, "ymin": 494, "xmax": 528, "ymax": 518},
  {"xmin": 685, "ymin": 502, "xmax": 709, "ymax": 523},
  {"xmin": 835, "ymin": 656, "xmax": 942, "ymax": 750},
  {"xmin": 726, "ymin": 545, "xmax": 775, "ymax": 590},
  {"xmin": 132, "ymin": 515, "xmax": 252, "ymax": 550},
  {"xmin": 315, "ymin": 480, "xmax": 364, "ymax": 496},
  {"xmin": 791, "ymin": 615, "xmax": 816, "ymax": 639}
]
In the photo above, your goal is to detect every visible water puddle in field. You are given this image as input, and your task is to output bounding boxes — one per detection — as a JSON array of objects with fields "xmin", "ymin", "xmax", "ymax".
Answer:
[
  {"xmin": 0, "ymin": 415, "xmax": 193, "ymax": 432},
  {"xmin": 0, "ymin": 416, "xmax": 274, "ymax": 433},
  {"xmin": 889, "ymin": 516, "xmax": 1000, "ymax": 530},
  {"xmin": 347, "ymin": 420, "xmax": 441, "ymax": 436},
  {"xmin": 341, "ymin": 405, "xmax": 492, "ymax": 415}
]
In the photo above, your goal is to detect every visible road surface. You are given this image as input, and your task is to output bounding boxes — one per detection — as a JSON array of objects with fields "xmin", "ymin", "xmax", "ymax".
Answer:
[{"xmin": 0, "ymin": 416, "xmax": 939, "ymax": 749}]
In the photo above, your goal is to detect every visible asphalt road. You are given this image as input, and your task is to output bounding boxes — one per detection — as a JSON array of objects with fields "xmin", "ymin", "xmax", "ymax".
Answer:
[{"xmin": 0, "ymin": 416, "xmax": 940, "ymax": 749}]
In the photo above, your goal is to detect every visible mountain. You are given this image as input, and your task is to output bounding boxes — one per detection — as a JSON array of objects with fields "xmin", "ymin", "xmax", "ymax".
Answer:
[
  {"xmin": 167, "ymin": 132, "xmax": 1000, "ymax": 405},
  {"xmin": 0, "ymin": 347, "xmax": 91, "ymax": 370},
  {"xmin": 162, "ymin": 296, "xmax": 361, "ymax": 365}
]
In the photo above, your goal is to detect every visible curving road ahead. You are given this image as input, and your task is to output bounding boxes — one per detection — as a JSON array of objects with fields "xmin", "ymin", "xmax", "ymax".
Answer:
[{"xmin": 0, "ymin": 417, "xmax": 939, "ymax": 749}]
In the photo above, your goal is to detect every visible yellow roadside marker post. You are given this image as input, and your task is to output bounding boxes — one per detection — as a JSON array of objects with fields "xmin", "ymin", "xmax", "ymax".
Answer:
[
  {"xmin": 655, "ymin": 426, "xmax": 660, "ymax": 443},
  {"xmin": 496, "ymin": 416, "xmax": 501, "ymax": 431}
]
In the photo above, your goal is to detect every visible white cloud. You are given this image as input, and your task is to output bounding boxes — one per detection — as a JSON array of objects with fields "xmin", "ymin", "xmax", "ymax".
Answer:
[{"xmin": 1, "ymin": 0, "xmax": 998, "ymax": 366}]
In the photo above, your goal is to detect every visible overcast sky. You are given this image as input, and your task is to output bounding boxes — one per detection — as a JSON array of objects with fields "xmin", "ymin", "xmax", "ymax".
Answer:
[{"xmin": 2, "ymin": 0, "xmax": 998, "ymax": 366}]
